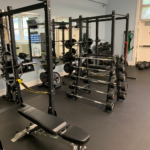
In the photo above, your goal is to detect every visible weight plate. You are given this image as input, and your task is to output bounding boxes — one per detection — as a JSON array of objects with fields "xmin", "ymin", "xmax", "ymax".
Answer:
[
  {"xmin": 64, "ymin": 63, "xmax": 74, "ymax": 73},
  {"xmin": 40, "ymin": 72, "xmax": 48, "ymax": 83},
  {"xmin": 105, "ymin": 101, "xmax": 115, "ymax": 111},
  {"xmin": 53, "ymin": 72, "xmax": 61, "ymax": 88}
]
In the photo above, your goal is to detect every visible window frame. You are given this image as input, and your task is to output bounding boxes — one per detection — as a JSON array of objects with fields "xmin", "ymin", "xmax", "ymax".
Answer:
[
  {"xmin": 13, "ymin": 15, "xmax": 20, "ymax": 41},
  {"xmin": 13, "ymin": 13, "xmax": 41, "ymax": 43},
  {"xmin": 20, "ymin": 14, "xmax": 29, "ymax": 42},
  {"xmin": 140, "ymin": 0, "xmax": 150, "ymax": 20}
]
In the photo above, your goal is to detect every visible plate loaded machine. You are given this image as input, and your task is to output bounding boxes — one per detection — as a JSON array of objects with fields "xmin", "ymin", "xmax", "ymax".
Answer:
[
  {"xmin": 66, "ymin": 12, "xmax": 128, "ymax": 111},
  {"xmin": 0, "ymin": 1, "xmax": 90, "ymax": 149},
  {"xmin": 28, "ymin": 22, "xmax": 61, "ymax": 89}
]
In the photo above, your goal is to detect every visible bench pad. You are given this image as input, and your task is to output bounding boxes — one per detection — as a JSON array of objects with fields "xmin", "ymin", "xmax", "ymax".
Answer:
[
  {"xmin": 61, "ymin": 126, "xmax": 90, "ymax": 145},
  {"xmin": 18, "ymin": 105, "xmax": 67, "ymax": 135}
]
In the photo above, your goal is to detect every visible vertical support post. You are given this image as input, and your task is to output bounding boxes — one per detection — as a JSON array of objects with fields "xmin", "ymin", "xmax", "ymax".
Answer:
[
  {"xmin": 62, "ymin": 23, "xmax": 65, "ymax": 60},
  {"xmin": 0, "ymin": 10, "xmax": 12, "ymax": 100},
  {"xmin": 44, "ymin": 0, "xmax": 56, "ymax": 115},
  {"xmin": 95, "ymin": 18, "xmax": 99, "ymax": 65},
  {"xmin": 52, "ymin": 19, "xmax": 56, "ymax": 59},
  {"xmin": 69, "ymin": 17, "xmax": 73, "ymax": 65},
  {"xmin": 7, "ymin": 6, "xmax": 23, "ymax": 104},
  {"xmin": 79, "ymin": 16, "xmax": 82, "ymax": 55},
  {"xmin": 85, "ymin": 19, "xmax": 90, "ymax": 88},
  {"xmin": 86, "ymin": 19, "xmax": 89, "ymax": 51},
  {"xmin": 124, "ymin": 14, "xmax": 129, "ymax": 64},
  {"xmin": 111, "ymin": 11, "xmax": 115, "ymax": 56},
  {"xmin": 28, "ymin": 26, "xmax": 32, "ymax": 61},
  {"xmin": 95, "ymin": 18, "xmax": 99, "ymax": 55},
  {"xmin": 75, "ymin": 16, "xmax": 82, "ymax": 98},
  {"xmin": 116, "ymin": 57, "xmax": 120, "ymax": 101}
]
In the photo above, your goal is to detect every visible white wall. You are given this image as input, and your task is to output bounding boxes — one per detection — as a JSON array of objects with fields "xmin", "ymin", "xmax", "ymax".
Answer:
[
  {"xmin": 0, "ymin": 0, "xmax": 107, "ymax": 90},
  {"xmin": 105, "ymin": 0, "xmax": 137, "ymax": 61}
]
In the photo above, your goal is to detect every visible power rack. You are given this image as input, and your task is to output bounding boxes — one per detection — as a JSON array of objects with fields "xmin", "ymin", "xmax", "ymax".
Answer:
[
  {"xmin": 66, "ymin": 11, "xmax": 129, "ymax": 111},
  {"xmin": 0, "ymin": 0, "xmax": 55, "ymax": 115}
]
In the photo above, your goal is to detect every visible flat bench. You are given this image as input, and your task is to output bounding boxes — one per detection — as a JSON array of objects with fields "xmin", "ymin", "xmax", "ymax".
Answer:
[{"xmin": 12, "ymin": 105, "xmax": 90, "ymax": 149}]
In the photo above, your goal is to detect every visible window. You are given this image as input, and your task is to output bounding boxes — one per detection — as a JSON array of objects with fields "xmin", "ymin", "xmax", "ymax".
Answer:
[
  {"xmin": 13, "ymin": 13, "xmax": 40, "ymax": 42},
  {"xmin": 141, "ymin": 0, "xmax": 150, "ymax": 19},
  {"xmin": 13, "ymin": 17, "xmax": 20, "ymax": 40},
  {"xmin": 22, "ymin": 16, "xmax": 28, "ymax": 40}
]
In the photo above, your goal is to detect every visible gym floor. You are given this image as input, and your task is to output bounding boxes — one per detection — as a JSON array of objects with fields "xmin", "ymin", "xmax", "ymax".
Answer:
[{"xmin": 0, "ymin": 66, "xmax": 150, "ymax": 150}]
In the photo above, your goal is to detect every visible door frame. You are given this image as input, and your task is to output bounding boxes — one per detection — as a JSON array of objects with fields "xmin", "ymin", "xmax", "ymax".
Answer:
[{"xmin": 129, "ymin": 0, "xmax": 141, "ymax": 66}]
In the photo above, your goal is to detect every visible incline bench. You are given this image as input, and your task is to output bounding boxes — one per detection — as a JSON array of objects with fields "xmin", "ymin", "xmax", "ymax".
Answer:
[{"xmin": 11, "ymin": 105, "xmax": 90, "ymax": 150}]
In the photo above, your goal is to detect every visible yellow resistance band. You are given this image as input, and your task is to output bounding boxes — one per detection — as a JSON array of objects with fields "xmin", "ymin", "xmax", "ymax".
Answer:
[
  {"xmin": 17, "ymin": 79, "xmax": 48, "ymax": 94},
  {"xmin": 33, "ymin": 63, "xmax": 46, "ymax": 67}
]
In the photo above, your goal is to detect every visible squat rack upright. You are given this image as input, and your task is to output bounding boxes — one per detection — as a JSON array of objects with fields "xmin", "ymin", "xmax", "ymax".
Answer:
[
  {"xmin": 52, "ymin": 20, "xmax": 69, "ymax": 61},
  {"xmin": 0, "ymin": 0, "xmax": 56, "ymax": 115}
]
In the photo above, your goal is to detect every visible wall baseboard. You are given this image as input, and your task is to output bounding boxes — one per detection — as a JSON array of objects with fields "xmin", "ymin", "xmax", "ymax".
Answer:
[
  {"xmin": 128, "ymin": 61, "xmax": 135, "ymax": 66},
  {"xmin": 0, "ymin": 71, "xmax": 68, "ymax": 97}
]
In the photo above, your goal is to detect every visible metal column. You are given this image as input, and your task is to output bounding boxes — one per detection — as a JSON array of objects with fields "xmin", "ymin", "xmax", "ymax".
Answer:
[
  {"xmin": 62, "ymin": 26, "xmax": 65, "ymax": 60},
  {"xmin": 44, "ymin": 0, "xmax": 56, "ymax": 115},
  {"xmin": 52, "ymin": 19, "xmax": 56, "ymax": 59},
  {"xmin": 28, "ymin": 26, "xmax": 32, "ymax": 61},
  {"xmin": 7, "ymin": 6, "xmax": 23, "ymax": 104},
  {"xmin": 111, "ymin": 11, "xmax": 116, "ymax": 55},
  {"xmin": 79, "ymin": 16, "xmax": 82, "ymax": 55},
  {"xmin": 95, "ymin": 18, "xmax": 99, "ymax": 55},
  {"xmin": 124, "ymin": 14, "xmax": 129, "ymax": 63},
  {"xmin": 0, "ymin": 10, "xmax": 12, "ymax": 100}
]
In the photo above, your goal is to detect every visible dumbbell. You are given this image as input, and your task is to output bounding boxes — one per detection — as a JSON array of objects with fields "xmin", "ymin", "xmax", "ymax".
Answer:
[
  {"xmin": 118, "ymin": 72, "xmax": 126, "ymax": 82},
  {"xmin": 118, "ymin": 64, "xmax": 125, "ymax": 73},
  {"xmin": 118, "ymin": 92, "xmax": 127, "ymax": 100}
]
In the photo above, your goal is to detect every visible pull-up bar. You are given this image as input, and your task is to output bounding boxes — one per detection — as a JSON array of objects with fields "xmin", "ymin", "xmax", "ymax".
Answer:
[{"xmin": 0, "ymin": 2, "xmax": 45, "ymax": 16}]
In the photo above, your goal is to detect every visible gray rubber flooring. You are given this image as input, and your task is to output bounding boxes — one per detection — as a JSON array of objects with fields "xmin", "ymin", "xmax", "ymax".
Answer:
[{"xmin": 0, "ymin": 66, "xmax": 150, "ymax": 150}]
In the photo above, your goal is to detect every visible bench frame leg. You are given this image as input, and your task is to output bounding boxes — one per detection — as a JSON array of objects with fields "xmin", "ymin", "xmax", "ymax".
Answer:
[{"xmin": 11, "ymin": 124, "xmax": 87, "ymax": 150}]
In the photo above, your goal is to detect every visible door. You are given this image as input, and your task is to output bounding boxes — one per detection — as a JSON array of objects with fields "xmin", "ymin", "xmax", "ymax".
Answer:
[{"xmin": 137, "ymin": 21, "xmax": 150, "ymax": 61}]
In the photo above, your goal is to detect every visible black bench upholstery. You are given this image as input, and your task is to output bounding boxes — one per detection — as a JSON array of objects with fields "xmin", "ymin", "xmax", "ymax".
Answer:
[
  {"xmin": 62, "ymin": 126, "xmax": 90, "ymax": 145},
  {"xmin": 18, "ymin": 105, "xmax": 67, "ymax": 135},
  {"xmin": 18, "ymin": 105, "xmax": 90, "ymax": 145}
]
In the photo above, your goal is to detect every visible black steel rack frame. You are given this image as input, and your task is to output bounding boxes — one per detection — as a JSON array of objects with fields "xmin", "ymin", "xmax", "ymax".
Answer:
[
  {"xmin": 52, "ymin": 20, "xmax": 69, "ymax": 62},
  {"xmin": 68, "ymin": 11, "xmax": 128, "ymax": 107},
  {"xmin": 68, "ymin": 13, "xmax": 115, "ymax": 104},
  {"xmin": 0, "ymin": 0, "xmax": 56, "ymax": 115}
]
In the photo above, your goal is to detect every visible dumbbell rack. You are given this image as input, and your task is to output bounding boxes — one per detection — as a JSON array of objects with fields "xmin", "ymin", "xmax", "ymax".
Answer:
[{"xmin": 116, "ymin": 57, "xmax": 128, "ymax": 101}]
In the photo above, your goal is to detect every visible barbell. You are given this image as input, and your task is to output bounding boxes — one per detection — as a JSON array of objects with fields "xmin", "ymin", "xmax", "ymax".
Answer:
[
  {"xmin": 63, "ymin": 63, "xmax": 116, "ymax": 75},
  {"xmin": 69, "ymin": 81, "xmax": 115, "ymax": 100},
  {"xmin": 66, "ymin": 91, "xmax": 115, "ymax": 111},
  {"xmin": 71, "ymin": 75, "xmax": 116, "ymax": 88}
]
